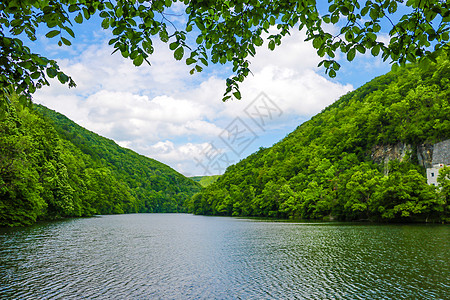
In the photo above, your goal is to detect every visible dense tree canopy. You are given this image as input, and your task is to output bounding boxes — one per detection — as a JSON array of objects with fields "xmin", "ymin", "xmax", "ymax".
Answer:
[
  {"xmin": 0, "ymin": 97, "xmax": 201, "ymax": 226},
  {"xmin": 1, "ymin": 0, "xmax": 449, "ymax": 104},
  {"xmin": 188, "ymin": 54, "xmax": 450, "ymax": 222}
]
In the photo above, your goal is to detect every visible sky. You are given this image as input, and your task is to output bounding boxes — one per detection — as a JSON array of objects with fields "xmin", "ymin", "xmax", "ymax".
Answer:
[{"xmin": 28, "ymin": 4, "xmax": 394, "ymax": 177}]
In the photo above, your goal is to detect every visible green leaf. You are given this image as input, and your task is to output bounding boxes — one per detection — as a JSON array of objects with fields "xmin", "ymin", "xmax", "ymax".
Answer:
[
  {"xmin": 186, "ymin": 58, "xmax": 196, "ymax": 65},
  {"xmin": 133, "ymin": 55, "xmax": 144, "ymax": 66},
  {"xmin": 328, "ymin": 4, "xmax": 337, "ymax": 13},
  {"xmin": 159, "ymin": 30, "xmax": 169, "ymax": 42},
  {"xmin": 30, "ymin": 72, "xmax": 40, "ymax": 79},
  {"xmin": 57, "ymin": 72, "xmax": 69, "ymax": 83},
  {"xmin": 347, "ymin": 48, "xmax": 356, "ymax": 61},
  {"xmin": 371, "ymin": 45, "xmax": 380, "ymax": 56},
  {"xmin": 373, "ymin": 23, "xmax": 381, "ymax": 33},
  {"xmin": 64, "ymin": 27, "xmax": 75, "ymax": 38},
  {"xmin": 116, "ymin": 7, "xmax": 123, "ymax": 18},
  {"xmin": 196, "ymin": 21, "xmax": 205, "ymax": 31},
  {"xmin": 68, "ymin": 5, "xmax": 80, "ymax": 13},
  {"xmin": 329, "ymin": 68, "xmax": 336, "ymax": 77},
  {"xmin": 174, "ymin": 47, "xmax": 184, "ymax": 60},
  {"xmin": 61, "ymin": 37, "xmax": 71, "ymax": 46},
  {"xmin": 356, "ymin": 45, "xmax": 365, "ymax": 54},
  {"xmin": 331, "ymin": 14, "xmax": 339, "ymax": 24},
  {"xmin": 74, "ymin": 12, "xmax": 83, "ymax": 24},
  {"xmin": 45, "ymin": 30, "xmax": 60, "ymax": 38},
  {"xmin": 199, "ymin": 57, "xmax": 208, "ymax": 66},
  {"xmin": 101, "ymin": 18, "xmax": 110, "ymax": 29},
  {"xmin": 195, "ymin": 65, "xmax": 203, "ymax": 72},
  {"xmin": 105, "ymin": 2, "xmax": 113, "ymax": 9},
  {"xmin": 270, "ymin": 16, "xmax": 275, "ymax": 25},
  {"xmin": 130, "ymin": 50, "xmax": 138, "ymax": 59},
  {"xmin": 312, "ymin": 37, "xmax": 322, "ymax": 49},
  {"xmin": 169, "ymin": 42, "xmax": 179, "ymax": 50},
  {"xmin": 369, "ymin": 9, "xmax": 378, "ymax": 20},
  {"xmin": 254, "ymin": 37, "xmax": 263, "ymax": 47},
  {"xmin": 367, "ymin": 32, "xmax": 377, "ymax": 41},
  {"xmin": 361, "ymin": 6, "xmax": 369, "ymax": 16}
]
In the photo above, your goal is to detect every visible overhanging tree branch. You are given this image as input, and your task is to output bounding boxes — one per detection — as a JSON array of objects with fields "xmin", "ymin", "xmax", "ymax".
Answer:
[{"xmin": 0, "ymin": 0, "xmax": 449, "ymax": 104}]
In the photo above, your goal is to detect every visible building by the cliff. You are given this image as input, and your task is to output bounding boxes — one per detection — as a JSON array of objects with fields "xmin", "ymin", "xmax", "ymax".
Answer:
[
  {"xmin": 426, "ymin": 139, "xmax": 450, "ymax": 186},
  {"xmin": 427, "ymin": 163, "xmax": 445, "ymax": 186}
]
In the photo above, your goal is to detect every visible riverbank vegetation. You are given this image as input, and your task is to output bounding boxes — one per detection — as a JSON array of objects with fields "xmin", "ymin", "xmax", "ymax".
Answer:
[
  {"xmin": 0, "ymin": 100, "xmax": 201, "ymax": 226},
  {"xmin": 188, "ymin": 55, "xmax": 450, "ymax": 223}
]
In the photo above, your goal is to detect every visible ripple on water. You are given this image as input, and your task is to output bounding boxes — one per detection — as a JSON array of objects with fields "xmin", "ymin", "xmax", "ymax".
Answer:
[{"xmin": 0, "ymin": 215, "xmax": 449, "ymax": 299}]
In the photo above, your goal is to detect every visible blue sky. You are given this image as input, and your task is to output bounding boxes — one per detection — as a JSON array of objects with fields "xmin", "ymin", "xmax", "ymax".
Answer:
[{"xmin": 28, "ymin": 3, "xmax": 396, "ymax": 176}]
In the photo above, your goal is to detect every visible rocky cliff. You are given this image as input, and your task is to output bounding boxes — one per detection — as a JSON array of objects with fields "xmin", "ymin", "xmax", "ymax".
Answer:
[
  {"xmin": 432, "ymin": 139, "xmax": 450, "ymax": 165},
  {"xmin": 371, "ymin": 139, "xmax": 449, "ymax": 174}
]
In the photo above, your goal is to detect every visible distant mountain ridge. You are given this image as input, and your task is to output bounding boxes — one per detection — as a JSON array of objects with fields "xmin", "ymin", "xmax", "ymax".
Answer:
[{"xmin": 188, "ymin": 55, "xmax": 450, "ymax": 222}]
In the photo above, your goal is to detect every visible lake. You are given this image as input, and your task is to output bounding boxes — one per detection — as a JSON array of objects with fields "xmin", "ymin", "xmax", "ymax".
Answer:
[{"xmin": 0, "ymin": 214, "xmax": 448, "ymax": 299}]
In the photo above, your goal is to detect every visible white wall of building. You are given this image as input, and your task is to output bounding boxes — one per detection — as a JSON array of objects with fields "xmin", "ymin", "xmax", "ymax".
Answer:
[{"xmin": 427, "ymin": 164, "xmax": 444, "ymax": 186}]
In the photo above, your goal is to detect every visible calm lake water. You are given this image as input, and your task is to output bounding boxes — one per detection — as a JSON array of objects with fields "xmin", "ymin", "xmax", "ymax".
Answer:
[{"xmin": 0, "ymin": 214, "xmax": 448, "ymax": 299}]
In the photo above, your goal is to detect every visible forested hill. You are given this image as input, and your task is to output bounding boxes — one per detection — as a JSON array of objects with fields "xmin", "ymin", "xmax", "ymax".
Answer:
[
  {"xmin": 190, "ymin": 175, "xmax": 221, "ymax": 187},
  {"xmin": 0, "ymin": 100, "xmax": 201, "ymax": 226},
  {"xmin": 188, "ymin": 55, "xmax": 450, "ymax": 223}
]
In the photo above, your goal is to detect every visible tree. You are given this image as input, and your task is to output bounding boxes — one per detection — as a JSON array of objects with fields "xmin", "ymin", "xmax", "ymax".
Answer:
[
  {"xmin": 437, "ymin": 166, "xmax": 450, "ymax": 221},
  {"xmin": 372, "ymin": 160, "xmax": 440, "ymax": 221},
  {"xmin": 1, "ymin": 0, "xmax": 449, "ymax": 105},
  {"xmin": 343, "ymin": 165, "xmax": 382, "ymax": 221},
  {"xmin": 190, "ymin": 54, "xmax": 449, "ymax": 222},
  {"xmin": 0, "ymin": 106, "xmax": 46, "ymax": 226}
]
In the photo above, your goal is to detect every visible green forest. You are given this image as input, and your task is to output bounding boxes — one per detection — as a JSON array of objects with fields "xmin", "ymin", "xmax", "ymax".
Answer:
[
  {"xmin": 2, "ymin": 55, "xmax": 450, "ymax": 227},
  {"xmin": 190, "ymin": 175, "xmax": 221, "ymax": 187},
  {"xmin": 188, "ymin": 55, "xmax": 450, "ymax": 223},
  {"xmin": 0, "ymin": 99, "xmax": 201, "ymax": 226}
]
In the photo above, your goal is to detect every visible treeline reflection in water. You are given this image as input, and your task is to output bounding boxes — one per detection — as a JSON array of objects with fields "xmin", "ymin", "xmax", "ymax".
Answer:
[{"xmin": 0, "ymin": 214, "xmax": 448, "ymax": 299}]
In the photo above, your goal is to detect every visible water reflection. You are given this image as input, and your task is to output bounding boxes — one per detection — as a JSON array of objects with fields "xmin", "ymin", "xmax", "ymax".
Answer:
[{"xmin": 1, "ymin": 214, "xmax": 449, "ymax": 299}]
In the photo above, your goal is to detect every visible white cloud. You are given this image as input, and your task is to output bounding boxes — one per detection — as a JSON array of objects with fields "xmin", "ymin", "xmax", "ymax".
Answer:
[
  {"xmin": 189, "ymin": 30, "xmax": 354, "ymax": 125},
  {"xmin": 147, "ymin": 141, "xmax": 210, "ymax": 161},
  {"xmin": 33, "ymin": 27, "xmax": 357, "ymax": 176},
  {"xmin": 141, "ymin": 141, "xmax": 218, "ymax": 176},
  {"xmin": 238, "ymin": 66, "xmax": 353, "ymax": 117},
  {"xmin": 250, "ymin": 29, "xmax": 323, "ymax": 72}
]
